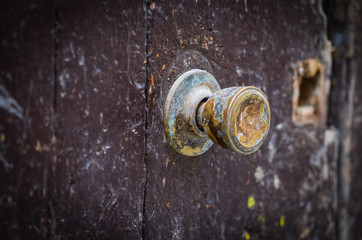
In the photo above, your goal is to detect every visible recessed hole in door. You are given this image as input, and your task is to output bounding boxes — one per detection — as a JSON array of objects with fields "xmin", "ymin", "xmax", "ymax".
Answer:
[{"xmin": 293, "ymin": 59, "xmax": 327, "ymax": 126}]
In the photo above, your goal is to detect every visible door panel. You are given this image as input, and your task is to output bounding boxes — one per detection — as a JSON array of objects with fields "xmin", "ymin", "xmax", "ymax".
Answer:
[
  {"xmin": 50, "ymin": 1, "xmax": 146, "ymax": 238},
  {"xmin": 0, "ymin": 1, "xmax": 54, "ymax": 238},
  {"xmin": 2, "ymin": 0, "xmax": 362, "ymax": 239},
  {"xmin": 144, "ymin": 1, "xmax": 337, "ymax": 239}
]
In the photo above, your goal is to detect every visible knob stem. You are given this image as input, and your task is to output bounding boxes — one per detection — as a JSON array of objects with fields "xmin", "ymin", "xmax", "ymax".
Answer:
[{"xmin": 196, "ymin": 99, "xmax": 207, "ymax": 132}]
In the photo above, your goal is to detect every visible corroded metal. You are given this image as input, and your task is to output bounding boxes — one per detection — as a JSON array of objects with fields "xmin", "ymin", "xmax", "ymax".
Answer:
[
  {"xmin": 198, "ymin": 87, "xmax": 271, "ymax": 154},
  {"xmin": 164, "ymin": 69, "xmax": 221, "ymax": 156},
  {"xmin": 164, "ymin": 69, "xmax": 271, "ymax": 156}
]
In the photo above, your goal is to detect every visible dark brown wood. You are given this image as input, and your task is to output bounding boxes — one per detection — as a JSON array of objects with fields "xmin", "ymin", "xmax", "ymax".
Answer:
[
  {"xmin": 49, "ymin": 1, "xmax": 146, "ymax": 239},
  {"xmin": 1, "ymin": 0, "xmax": 362, "ymax": 239},
  {"xmin": 348, "ymin": 2, "xmax": 362, "ymax": 239},
  {"xmin": 0, "ymin": 0, "xmax": 55, "ymax": 238},
  {"xmin": 144, "ymin": 1, "xmax": 337, "ymax": 239}
]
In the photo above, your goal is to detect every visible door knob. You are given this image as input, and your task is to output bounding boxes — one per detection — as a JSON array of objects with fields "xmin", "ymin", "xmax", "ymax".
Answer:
[{"xmin": 164, "ymin": 69, "xmax": 270, "ymax": 156}]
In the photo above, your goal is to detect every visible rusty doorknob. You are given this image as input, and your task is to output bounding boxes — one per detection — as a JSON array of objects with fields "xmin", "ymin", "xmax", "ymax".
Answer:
[{"xmin": 164, "ymin": 69, "xmax": 270, "ymax": 156}]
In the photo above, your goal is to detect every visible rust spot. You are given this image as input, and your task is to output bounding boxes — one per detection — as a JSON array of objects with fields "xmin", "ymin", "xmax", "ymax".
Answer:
[
  {"xmin": 166, "ymin": 156, "xmax": 170, "ymax": 167},
  {"xmin": 235, "ymin": 94, "xmax": 268, "ymax": 148},
  {"xmin": 51, "ymin": 135, "xmax": 56, "ymax": 145},
  {"xmin": 149, "ymin": 2, "xmax": 156, "ymax": 10},
  {"xmin": 151, "ymin": 74, "xmax": 155, "ymax": 87},
  {"xmin": 201, "ymin": 87, "xmax": 270, "ymax": 154}
]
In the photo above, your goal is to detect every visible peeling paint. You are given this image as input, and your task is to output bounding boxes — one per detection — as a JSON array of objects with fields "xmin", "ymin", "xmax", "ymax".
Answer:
[
  {"xmin": 267, "ymin": 133, "xmax": 277, "ymax": 163},
  {"xmin": 0, "ymin": 153, "xmax": 13, "ymax": 172},
  {"xmin": 162, "ymin": 177, "xmax": 166, "ymax": 188},
  {"xmin": 254, "ymin": 166, "xmax": 265, "ymax": 186},
  {"xmin": 273, "ymin": 175, "xmax": 280, "ymax": 189},
  {"xmin": 0, "ymin": 85, "xmax": 23, "ymax": 119},
  {"xmin": 279, "ymin": 216, "xmax": 285, "ymax": 227},
  {"xmin": 247, "ymin": 196, "xmax": 255, "ymax": 209}
]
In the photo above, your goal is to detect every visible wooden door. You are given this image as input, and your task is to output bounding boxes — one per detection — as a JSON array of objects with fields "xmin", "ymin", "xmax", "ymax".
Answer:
[
  {"xmin": 144, "ymin": 1, "xmax": 337, "ymax": 239},
  {"xmin": 1, "ymin": 0, "xmax": 361, "ymax": 239}
]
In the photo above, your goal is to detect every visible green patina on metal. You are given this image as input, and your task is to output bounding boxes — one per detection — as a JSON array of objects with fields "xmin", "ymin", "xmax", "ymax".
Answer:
[
  {"xmin": 164, "ymin": 69, "xmax": 271, "ymax": 156},
  {"xmin": 164, "ymin": 69, "xmax": 220, "ymax": 156}
]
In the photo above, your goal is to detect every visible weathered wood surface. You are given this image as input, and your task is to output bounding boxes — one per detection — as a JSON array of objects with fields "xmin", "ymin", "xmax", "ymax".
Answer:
[
  {"xmin": 0, "ymin": 0, "xmax": 55, "ymax": 239},
  {"xmin": 50, "ymin": 0, "xmax": 146, "ymax": 239},
  {"xmin": 144, "ymin": 1, "xmax": 337, "ymax": 239},
  {"xmin": 1, "ymin": 0, "xmax": 362, "ymax": 239}
]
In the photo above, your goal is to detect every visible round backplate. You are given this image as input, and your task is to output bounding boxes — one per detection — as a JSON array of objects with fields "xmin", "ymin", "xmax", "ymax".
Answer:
[{"xmin": 164, "ymin": 69, "xmax": 221, "ymax": 156}]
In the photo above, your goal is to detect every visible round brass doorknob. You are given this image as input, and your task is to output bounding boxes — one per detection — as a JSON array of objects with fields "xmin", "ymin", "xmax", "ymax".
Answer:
[{"xmin": 164, "ymin": 69, "xmax": 270, "ymax": 156}]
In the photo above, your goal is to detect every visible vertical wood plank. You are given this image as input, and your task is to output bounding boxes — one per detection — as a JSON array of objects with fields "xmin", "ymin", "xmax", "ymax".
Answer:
[
  {"xmin": 0, "ymin": 0, "xmax": 55, "ymax": 238},
  {"xmin": 145, "ymin": 1, "xmax": 337, "ymax": 239},
  {"xmin": 50, "ymin": 0, "xmax": 146, "ymax": 238}
]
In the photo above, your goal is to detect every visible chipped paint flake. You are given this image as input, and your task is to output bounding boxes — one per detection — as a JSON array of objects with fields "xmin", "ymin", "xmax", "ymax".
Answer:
[
  {"xmin": 236, "ymin": 66, "xmax": 244, "ymax": 76},
  {"xmin": 254, "ymin": 166, "xmax": 265, "ymax": 186},
  {"xmin": 267, "ymin": 133, "xmax": 277, "ymax": 163},
  {"xmin": 324, "ymin": 129, "xmax": 337, "ymax": 145},
  {"xmin": 258, "ymin": 215, "xmax": 265, "ymax": 222},
  {"xmin": 162, "ymin": 177, "xmax": 166, "ymax": 188},
  {"xmin": 280, "ymin": 216, "xmax": 285, "ymax": 227},
  {"xmin": 166, "ymin": 156, "xmax": 170, "ymax": 167},
  {"xmin": 35, "ymin": 140, "xmax": 42, "ymax": 152},
  {"xmin": 247, "ymin": 196, "xmax": 255, "ymax": 209},
  {"xmin": 275, "ymin": 123, "xmax": 284, "ymax": 130},
  {"xmin": 0, "ymin": 153, "xmax": 13, "ymax": 172},
  {"xmin": 299, "ymin": 227, "xmax": 310, "ymax": 239},
  {"xmin": 273, "ymin": 174, "xmax": 280, "ymax": 189},
  {"xmin": 245, "ymin": 231, "xmax": 251, "ymax": 240},
  {"xmin": 0, "ymin": 85, "xmax": 23, "ymax": 119},
  {"xmin": 149, "ymin": 2, "xmax": 156, "ymax": 10}
]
